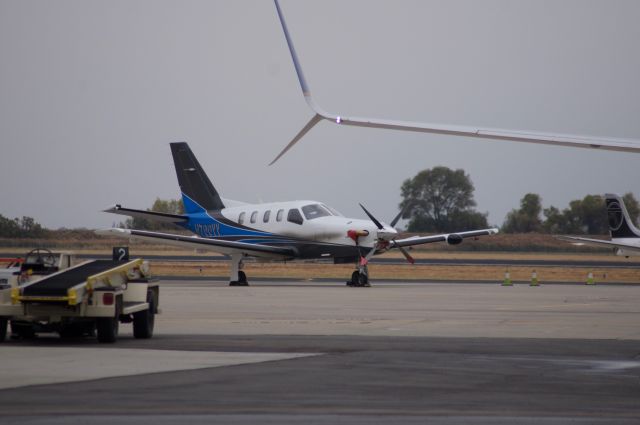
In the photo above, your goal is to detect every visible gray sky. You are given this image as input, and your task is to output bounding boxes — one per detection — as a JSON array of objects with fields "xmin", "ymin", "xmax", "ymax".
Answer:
[{"xmin": 1, "ymin": 0, "xmax": 639, "ymax": 230}]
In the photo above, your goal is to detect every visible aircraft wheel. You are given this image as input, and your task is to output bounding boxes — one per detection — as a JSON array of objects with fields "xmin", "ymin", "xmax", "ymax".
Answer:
[
  {"xmin": 358, "ymin": 272, "xmax": 370, "ymax": 287},
  {"xmin": 229, "ymin": 271, "xmax": 249, "ymax": 286},
  {"xmin": 347, "ymin": 271, "xmax": 360, "ymax": 287}
]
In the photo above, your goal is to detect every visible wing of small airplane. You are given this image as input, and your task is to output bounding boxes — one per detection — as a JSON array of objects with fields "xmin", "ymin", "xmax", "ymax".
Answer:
[
  {"xmin": 103, "ymin": 205, "xmax": 188, "ymax": 224},
  {"xmin": 270, "ymin": 0, "xmax": 640, "ymax": 165},
  {"xmin": 555, "ymin": 235, "xmax": 640, "ymax": 253},
  {"xmin": 391, "ymin": 228, "xmax": 499, "ymax": 249},
  {"xmin": 95, "ymin": 228, "xmax": 296, "ymax": 259}
]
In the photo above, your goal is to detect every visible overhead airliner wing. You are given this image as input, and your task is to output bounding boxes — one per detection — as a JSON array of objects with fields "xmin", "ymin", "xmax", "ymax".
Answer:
[
  {"xmin": 555, "ymin": 235, "xmax": 640, "ymax": 253},
  {"xmin": 95, "ymin": 228, "xmax": 296, "ymax": 259},
  {"xmin": 103, "ymin": 205, "xmax": 188, "ymax": 224},
  {"xmin": 391, "ymin": 228, "xmax": 499, "ymax": 248},
  {"xmin": 270, "ymin": 0, "xmax": 640, "ymax": 165}
]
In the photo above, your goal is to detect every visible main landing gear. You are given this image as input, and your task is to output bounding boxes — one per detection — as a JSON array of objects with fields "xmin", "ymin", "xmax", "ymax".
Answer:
[{"xmin": 229, "ymin": 253, "xmax": 249, "ymax": 286}]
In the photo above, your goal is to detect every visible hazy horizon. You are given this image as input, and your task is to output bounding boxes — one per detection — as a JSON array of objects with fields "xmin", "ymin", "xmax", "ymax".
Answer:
[{"xmin": 1, "ymin": 0, "xmax": 639, "ymax": 230}]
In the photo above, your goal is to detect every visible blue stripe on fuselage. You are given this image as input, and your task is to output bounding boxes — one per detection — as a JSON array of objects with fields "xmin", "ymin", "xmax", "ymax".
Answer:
[{"xmin": 179, "ymin": 192, "xmax": 275, "ymax": 240}]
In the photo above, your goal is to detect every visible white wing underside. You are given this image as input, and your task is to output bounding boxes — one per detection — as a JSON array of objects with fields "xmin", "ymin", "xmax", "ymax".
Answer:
[
  {"xmin": 556, "ymin": 235, "xmax": 640, "ymax": 253},
  {"xmin": 270, "ymin": 0, "xmax": 640, "ymax": 165}
]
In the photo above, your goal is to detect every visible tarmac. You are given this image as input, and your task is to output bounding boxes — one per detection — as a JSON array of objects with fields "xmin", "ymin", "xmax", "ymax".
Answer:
[{"xmin": 1, "ymin": 279, "xmax": 639, "ymax": 424}]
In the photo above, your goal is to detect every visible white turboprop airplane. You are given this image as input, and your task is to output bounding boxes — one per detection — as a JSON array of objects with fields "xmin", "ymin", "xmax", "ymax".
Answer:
[
  {"xmin": 558, "ymin": 194, "xmax": 640, "ymax": 257},
  {"xmin": 270, "ymin": 0, "xmax": 640, "ymax": 165},
  {"xmin": 98, "ymin": 142, "xmax": 499, "ymax": 287}
]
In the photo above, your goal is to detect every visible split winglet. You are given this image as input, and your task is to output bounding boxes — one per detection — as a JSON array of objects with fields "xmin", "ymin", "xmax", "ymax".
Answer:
[{"xmin": 271, "ymin": 0, "xmax": 640, "ymax": 165}]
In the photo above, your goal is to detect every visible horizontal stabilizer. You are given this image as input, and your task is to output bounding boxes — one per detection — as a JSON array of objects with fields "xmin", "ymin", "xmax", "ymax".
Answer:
[
  {"xmin": 95, "ymin": 228, "xmax": 295, "ymax": 259},
  {"xmin": 103, "ymin": 205, "xmax": 188, "ymax": 224}
]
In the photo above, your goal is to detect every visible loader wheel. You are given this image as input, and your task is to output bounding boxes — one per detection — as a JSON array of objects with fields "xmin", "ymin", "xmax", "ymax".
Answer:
[
  {"xmin": 0, "ymin": 317, "xmax": 7, "ymax": 342},
  {"xmin": 96, "ymin": 317, "xmax": 118, "ymax": 343},
  {"xmin": 10, "ymin": 321, "xmax": 36, "ymax": 339},
  {"xmin": 133, "ymin": 290, "xmax": 155, "ymax": 339}
]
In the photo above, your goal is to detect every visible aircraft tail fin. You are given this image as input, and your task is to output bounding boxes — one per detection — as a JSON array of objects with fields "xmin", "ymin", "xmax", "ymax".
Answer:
[
  {"xmin": 606, "ymin": 193, "xmax": 640, "ymax": 239},
  {"xmin": 170, "ymin": 142, "xmax": 225, "ymax": 213}
]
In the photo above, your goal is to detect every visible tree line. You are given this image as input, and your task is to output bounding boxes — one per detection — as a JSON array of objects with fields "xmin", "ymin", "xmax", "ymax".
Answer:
[
  {"xmin": 502, "ymin": 192, "xmax": 639, "ymax": 234},
  {"xmin": 0, "ymin": 215, "xmax": 47, "ymax": 238},
  {"xmin": 398, "ymin": 166, "xmax": 639, "ymax": 235}
]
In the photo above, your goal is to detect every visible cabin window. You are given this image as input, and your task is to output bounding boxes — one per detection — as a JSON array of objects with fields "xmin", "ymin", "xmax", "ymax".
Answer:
[
  {"xmin": 263, "ymin": 210, "xmax": 271, "ymax": 223},
  {"xmin": 250, "ymin": 211, "xmax": 258, "ymax": 224},
  {"xmin": 238, "ymin": 212, "xmax": 245, "ymax": 225},
  {"xmin": 276, "ymin": 209, "xmax": 284, "ymax": 222},
  {"xmin": 287, "ymin": 208, "xmax": 303, "ymax": 225},
  {"xmin": 301, "ymin": 203, "xmax": 332, "ymax": 220}
]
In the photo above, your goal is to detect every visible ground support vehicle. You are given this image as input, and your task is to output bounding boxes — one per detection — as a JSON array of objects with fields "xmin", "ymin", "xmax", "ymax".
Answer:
[
  {"xmin": 0, "ymin": 258, "xmax": 23, "ymax": 288},
  {"xmin": 0, "ymin": 257, "xmax": 158, "ymax": 343}
]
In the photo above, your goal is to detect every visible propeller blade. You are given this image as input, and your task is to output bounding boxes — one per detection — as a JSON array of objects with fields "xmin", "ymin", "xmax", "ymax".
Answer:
[
  {"xmin": 359, "ymin": 203, "xmax": 384, "ymax": 230},
  {"xmin": 390, "ymin": 202, "xmax": 414, "ymax": 228},
  {"xmin": 397, "ymin": 246, "xmax": 415, "ymax": 264},
  {"xmin": 389, "ymin": 209, "xmax": 404, "ymax": 228}
]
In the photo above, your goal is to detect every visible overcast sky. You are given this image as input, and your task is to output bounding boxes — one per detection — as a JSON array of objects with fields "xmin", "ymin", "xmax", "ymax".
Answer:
[{"xmin": 1, "ymin": 0, "xmax": 639, "ymax": 230}]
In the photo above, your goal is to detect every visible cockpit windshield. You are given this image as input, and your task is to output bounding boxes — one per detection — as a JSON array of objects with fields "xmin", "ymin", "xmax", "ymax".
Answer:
[
  {"xmin": 301, "ymin": 203, "xmax": 333, "ymax": 220},
  {"xmin": 322, "ymin": 204, "xmax": 343, "ymax": 217}
]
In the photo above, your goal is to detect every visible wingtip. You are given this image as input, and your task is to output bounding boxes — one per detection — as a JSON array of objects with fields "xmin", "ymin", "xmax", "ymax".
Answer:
[{"xmin": 102, "ymin": 204, "xmax": 121, "ymax": 213}]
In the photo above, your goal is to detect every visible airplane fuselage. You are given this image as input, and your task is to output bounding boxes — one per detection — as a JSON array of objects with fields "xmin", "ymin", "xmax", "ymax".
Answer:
[{"xmin": 179, "ymin": 198, "xmax": 397, "ymax": 262}]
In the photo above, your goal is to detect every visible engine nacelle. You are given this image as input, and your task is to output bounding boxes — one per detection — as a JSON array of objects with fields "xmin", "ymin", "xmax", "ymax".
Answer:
[{"xmin": 446, "ymin": 234, "xmax": 463, "ymax": 245}]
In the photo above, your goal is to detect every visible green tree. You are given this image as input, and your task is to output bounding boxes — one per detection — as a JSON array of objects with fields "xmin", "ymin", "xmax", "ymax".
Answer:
[
  {"xmin": 502, "ymin": 193, "xmax": 543, "ymax": 233},
  {"xmin": 399, "ymin": 166, "xmax": 488, "ymax": 232},
  {"xmin": 542, "ymin": 205, "xmax": 563, "ymax": 234},
  {"xmin": 0, "ymin": 214, "xmax": 47, "ymax": 238},
  {"xmin": 540, "ymin": 193, "xmax": 639, "ymax": 235},
  {"xmin": 0, "ymin": 214, "xmax": 20, "ymax": 237},
  {"xmin": 571, "ymin": 195, "xmax": 606, "ymax": 234},
  {"xmin": 622, "ymin": 193, "xmax": 640, "ymax": 225}
]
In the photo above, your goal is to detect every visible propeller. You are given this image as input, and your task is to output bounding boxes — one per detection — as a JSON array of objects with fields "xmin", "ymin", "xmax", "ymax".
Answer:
[
  {"xmin": 357, "ymin": 204, "xmax": 415, "ymax": 265},
  {"xmin": 359, "ymin": 203, "xmax": 384, "ymax": 230}
]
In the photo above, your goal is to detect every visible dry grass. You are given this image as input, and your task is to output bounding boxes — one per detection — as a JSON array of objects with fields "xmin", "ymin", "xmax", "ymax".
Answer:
[
  {"xmin": 0, "ymin": 246, "xmax": 625, "ymax": 262},
  {"xmin": 150, "ymin": 261, "xmax": 640, "ymax": 283}
]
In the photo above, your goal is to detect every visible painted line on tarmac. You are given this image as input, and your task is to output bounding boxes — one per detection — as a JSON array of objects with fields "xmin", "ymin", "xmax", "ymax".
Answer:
[{"xmin": 0, "ymin": 347, "xmax": 319, "ymax": 390}]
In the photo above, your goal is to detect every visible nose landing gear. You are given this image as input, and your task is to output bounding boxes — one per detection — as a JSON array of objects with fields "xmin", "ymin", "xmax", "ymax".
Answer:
[{"xmin": 347, "ymin": 269, "xmax": 370, "ymax": 287}]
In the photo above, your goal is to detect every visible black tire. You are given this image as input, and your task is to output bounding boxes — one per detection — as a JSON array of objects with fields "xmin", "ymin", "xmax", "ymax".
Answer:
[
  {"xmin": 0, "ymin": 317, "xmax": 7, "ymax": 342},
  {"xmin": 96, "ymin": 317, "xmax": 118, "ymax": 343},
  {"xmin": 358, "ymin": 272, "xmax": 370, "ymax": 287},
  {"xmin": 229, "ymin": 271, "xmax": 249, "ymax": 286},
  {"xmin": 133, "ymin": 290, "xmax": 155, "ymax": 339},
  {"xmin": 347, "ymin": 271, "xmax": 360, "ymax": 287},
  {"xmin": 10, "ymin": 321, "xmax": 36, "ymax": 339},
  {"xmin": 238, "ymin": 271, "xmax": 247, "ymax": 283}
]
